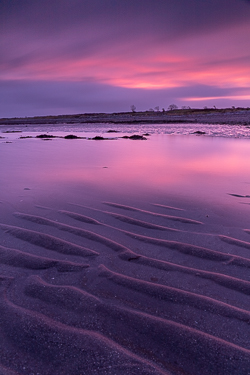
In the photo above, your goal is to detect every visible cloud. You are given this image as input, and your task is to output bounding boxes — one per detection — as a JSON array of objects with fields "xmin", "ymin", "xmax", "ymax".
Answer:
[
  {"xmin": 2, "ymin": 2, "xmax": 250, "ymax": 49},
  {"xmin": 1, "ymin": 0, "xmax": 250, "ymax": 116},
  {"xmin": 2, "ymin": 1, "xmax": 250, "ymax": 64}
]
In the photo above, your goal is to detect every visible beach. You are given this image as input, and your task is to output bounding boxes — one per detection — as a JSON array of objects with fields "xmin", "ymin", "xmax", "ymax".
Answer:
[{"xmin": 0, "ymin": 123, "xmax": 250, "ymax": 375}]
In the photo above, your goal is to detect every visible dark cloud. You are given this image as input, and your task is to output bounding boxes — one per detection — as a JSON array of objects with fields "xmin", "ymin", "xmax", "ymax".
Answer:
[{"xmin": 1, "ymin": 0, "xmax": 250, "ymax": 41}]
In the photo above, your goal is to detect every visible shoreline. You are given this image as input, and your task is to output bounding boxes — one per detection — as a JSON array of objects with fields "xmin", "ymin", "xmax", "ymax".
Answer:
[{"xmin": 1, "ymin": 108, "xmax": 250, "ymax": 126}]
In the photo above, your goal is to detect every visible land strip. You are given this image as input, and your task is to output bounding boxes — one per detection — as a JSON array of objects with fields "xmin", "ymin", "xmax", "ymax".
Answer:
[{"xmin": 1, "ymin": 108, "xmax": 250, "ymax": 125}]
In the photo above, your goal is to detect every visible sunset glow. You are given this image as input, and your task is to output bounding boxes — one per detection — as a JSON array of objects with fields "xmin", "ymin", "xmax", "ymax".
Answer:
[{"xmin": 1, "ymin": 0, "xmax": 250, "ymax": 116}]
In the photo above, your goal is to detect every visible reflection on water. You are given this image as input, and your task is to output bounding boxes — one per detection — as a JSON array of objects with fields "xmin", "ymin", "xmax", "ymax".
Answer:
[{"xmin": 1, "ymin": 127, "xmax": 250, "ymax": 222}]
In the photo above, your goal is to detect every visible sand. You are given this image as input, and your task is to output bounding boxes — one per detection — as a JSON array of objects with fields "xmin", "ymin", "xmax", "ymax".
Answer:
[
  {"xmin": 0, "ymin": 129, "xmax": 250, "ymax": 374},
  {"xmin": 0, "ymin": 201, "xmax": 249, "ymax": 375}
]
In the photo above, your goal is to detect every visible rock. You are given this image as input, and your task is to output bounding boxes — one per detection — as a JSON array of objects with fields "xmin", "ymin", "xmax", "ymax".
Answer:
[
  {"xmin": 36, "ymin": 134, "xmax": 57, "ymax": 138},
  {"xmin": 121, "ymin": 134, "xmax": 147, "ymax": 140},
  {"xmin": 91, "ymin": 136, "xmax": 105, "ymax": 140},
  {"xmin": 192, "ymin": 131, "xmax": 206, "ymax": 135},
  {"xmin": 64, "ymin": 134, "xmax": 84, "ymax": 139}
]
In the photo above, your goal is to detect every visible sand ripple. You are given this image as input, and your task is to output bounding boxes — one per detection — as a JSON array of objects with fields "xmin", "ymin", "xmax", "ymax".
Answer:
[{"xmin": 0, "ymin": 202, "xmax": 249, "ymax": 374}]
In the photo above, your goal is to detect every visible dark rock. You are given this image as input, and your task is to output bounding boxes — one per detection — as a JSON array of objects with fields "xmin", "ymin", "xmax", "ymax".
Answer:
[
  {"xmin": 192, "ymin": 131, "xmax": 206, "ymax": 135},
  {"xmin": 91, "ymin": 136, "xmax": 105, "ymax": 140},
  {"xmin": 64, "ymin": 134, "xmax": 83, "ymax": 139},
  {"xmin": 121, "ymin": 134, "xmax": 147, "ymax": 140},
  {"xmin": 36, "ymin": 134, "xmax": 57, "ymax": 138},
  {"xmin": 130, "ymin": 135, "xmax": 146, "ymax": 140},
  {"xmin": 129, "ymin": 134, "xmax": 147, "ymax": 140}
]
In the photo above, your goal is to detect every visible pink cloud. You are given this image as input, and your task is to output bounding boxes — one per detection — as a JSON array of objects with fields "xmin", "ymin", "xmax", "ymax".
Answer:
[
  {"xmin": 2, "ymin": 20, "xmax": 250, "ymax": 97},
  {"xmin": 1, "ymin": 0, "xmax": 250, "ymax": 115}
]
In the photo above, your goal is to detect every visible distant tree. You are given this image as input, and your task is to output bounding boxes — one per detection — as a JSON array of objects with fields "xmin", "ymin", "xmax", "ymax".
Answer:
[
  {"xmin": 148, "ymin": 108, "xmax": 154, "ymax": 112},
  {"xmin": 154, "ymin": 106, "xmax": 160, "ymax": 112},
  {"xmin": 181, "ymin": 106, "xmax": 189, "ymax": 110},
  {"xmin": 130, "ymin": 105, "xmax": 136, "ymax": 113},
  {"xmin": 168, "ymin": 104, "xmax": 178, "ymax": 111},
  {"xmin": 203, "ymin": 106, "xmax": 208, "ymax": 109},
  {"xmin": 162, "ymin": 108, "xmax": 165, "ymax": 112}
]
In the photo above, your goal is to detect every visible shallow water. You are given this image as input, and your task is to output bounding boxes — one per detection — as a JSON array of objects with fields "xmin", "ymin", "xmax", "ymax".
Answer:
[
  {"xmin": 1, "ymin": 121, "xmax": 250, "ymax": 138},
  {"xmin": 1, "ymin": 123, "xmax": 250, "ymax": 226}
]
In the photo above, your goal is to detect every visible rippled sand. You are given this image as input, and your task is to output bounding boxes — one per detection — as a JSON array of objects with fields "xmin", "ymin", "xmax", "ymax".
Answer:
[{"xmin": 0, "ymin": 198, "xmax": 250, "ymax": 375}]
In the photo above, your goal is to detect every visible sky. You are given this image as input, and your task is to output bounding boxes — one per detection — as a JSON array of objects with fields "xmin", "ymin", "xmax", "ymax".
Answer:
[{"xmin": 1, "ymin": 0, "xmax": 250, "ymax": 117}]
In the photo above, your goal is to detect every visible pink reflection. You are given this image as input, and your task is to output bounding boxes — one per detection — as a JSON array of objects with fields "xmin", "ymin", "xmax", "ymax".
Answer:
[{"xmin": 1, "ymin": 135, "xmax": 250, "ymax": 210}]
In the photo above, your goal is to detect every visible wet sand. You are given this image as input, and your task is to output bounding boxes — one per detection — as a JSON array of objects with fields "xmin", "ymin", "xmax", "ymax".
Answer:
[{"xmin": 0, "ymin": 131, "xmax": 250, "ymax": 374}]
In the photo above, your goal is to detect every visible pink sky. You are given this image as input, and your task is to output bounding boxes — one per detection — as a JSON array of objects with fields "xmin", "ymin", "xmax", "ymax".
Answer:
[{"xmin": 1, "ymin": 0, "xmax": 250, "ymax": 117}]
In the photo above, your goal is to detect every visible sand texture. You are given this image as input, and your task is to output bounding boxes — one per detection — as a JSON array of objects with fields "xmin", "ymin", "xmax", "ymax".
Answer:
[{"xmin": 0, "ymin": 199, "xmax": 249, "ymax": 375}]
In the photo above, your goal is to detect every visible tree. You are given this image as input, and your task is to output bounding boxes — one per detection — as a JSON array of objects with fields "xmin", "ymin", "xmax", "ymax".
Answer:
[
  {"xmin": 130, "ymin": 105, "xmax": 136, "ymax": 113},
  {"xmin": 154, "ymin": 106, "xmax": 160, "ymax": 112},
  {"xmin": 168, "ymin": 104, "xmax": 178, "ymax": 111}
]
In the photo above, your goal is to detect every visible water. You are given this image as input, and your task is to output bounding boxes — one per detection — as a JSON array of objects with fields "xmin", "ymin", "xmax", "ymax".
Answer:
[
  {"xmin": 1, "ymin": 122, "xmax": 250, "ymax": 139},
  {"xmin": 1, "ymin": 123, "xmax": 250, "ymax": 227}
]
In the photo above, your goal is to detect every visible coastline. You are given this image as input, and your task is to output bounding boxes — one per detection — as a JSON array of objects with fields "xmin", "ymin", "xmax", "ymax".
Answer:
[{"xmin": 1, "ymin": 108, "xmax": 250, "ymax": 126}]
